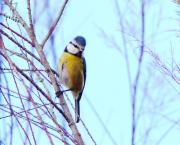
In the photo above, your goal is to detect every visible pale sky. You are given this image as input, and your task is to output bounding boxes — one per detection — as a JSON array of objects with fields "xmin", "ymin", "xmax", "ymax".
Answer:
[{"xmin": 0, "ymin": 0, "xmax": 180, "ymax": 145}]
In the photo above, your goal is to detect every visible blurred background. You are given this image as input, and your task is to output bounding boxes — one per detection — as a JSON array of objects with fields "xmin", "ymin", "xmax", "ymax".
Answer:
[{"xmin": 0, "ymin": 0, "xmax": 180, "ymax": 145}]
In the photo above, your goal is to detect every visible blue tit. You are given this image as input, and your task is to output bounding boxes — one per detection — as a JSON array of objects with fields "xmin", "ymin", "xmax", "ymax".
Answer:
[{"xmin": 58, "ymin": 36, "xmax": 86, "ymax": 123}]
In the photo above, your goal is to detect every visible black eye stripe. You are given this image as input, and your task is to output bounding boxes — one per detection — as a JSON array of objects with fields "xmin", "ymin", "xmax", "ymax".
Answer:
[{"xmin": 70, "ymin": 41, "xmax": 79, "ymax": 49}]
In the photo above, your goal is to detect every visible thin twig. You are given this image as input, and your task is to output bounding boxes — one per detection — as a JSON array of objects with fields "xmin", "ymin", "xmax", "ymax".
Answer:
[
  {"xmin": 0, "ymin": 67, "xmax": 46, "ymax": 72},
  {"xmin": 41, "ymin": 0, "xmax": 69, "ymax": 47},
  {"xmin": 27, "ymin": 0, "xmax": 35, "ymax": 45},
  {"xmin": 0, "ymin": 29, "xmax": 40, "ymax": 62},
  {"xmin": 131, "ymin": 1, "xmax": 145, "ymax": 144},
  {"xmin": 84, "ymin": 95, "xmax": 116, "ymax": 145},
  {"xmin": 0, "ymin": 22, "xmax": 34, "ymax": 46},
  {"xmin": 2, "ymin": 1, "xmax": 85, "ymax": 144},
  {"xmin": 0, "ymin": 50, "xmax": 69, "ymax": 122}
]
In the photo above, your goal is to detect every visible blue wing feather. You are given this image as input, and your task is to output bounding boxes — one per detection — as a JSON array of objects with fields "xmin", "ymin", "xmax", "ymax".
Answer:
[
  {"xmin": 75, "ymin": 56, "xmax": 86, "ymax": 122},
  {"xmin": 78, "ymin": 56, "xmax": 86, "ymax": 101}
]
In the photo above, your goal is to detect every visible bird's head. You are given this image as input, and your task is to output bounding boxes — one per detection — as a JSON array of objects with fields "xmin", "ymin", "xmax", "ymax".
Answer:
[{"xmin": 66, "ymin": 36, "xmax": 86, "ymax": 55}]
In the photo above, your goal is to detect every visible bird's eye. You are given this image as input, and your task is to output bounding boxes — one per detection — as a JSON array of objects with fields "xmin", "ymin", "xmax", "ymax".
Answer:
[{"xmin": 74, "ymin": 44, "xmax": 79, "ymax": 48}]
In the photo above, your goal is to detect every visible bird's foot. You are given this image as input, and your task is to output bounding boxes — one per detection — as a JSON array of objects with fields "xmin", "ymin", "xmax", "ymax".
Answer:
[{"xmin": 55, "ymin": 89, "xmax": 72, "ymax": 97}]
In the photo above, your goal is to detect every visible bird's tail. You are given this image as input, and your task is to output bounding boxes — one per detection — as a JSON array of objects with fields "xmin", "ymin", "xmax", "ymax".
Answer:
[{"xmin": 75, "ymin": 99, "xmax": 80, "ymax": 123}]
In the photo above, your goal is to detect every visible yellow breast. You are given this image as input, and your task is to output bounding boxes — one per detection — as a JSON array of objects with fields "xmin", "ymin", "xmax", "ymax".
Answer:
[{"xmin": 58, "ymin": 52, "xmax": 84, "ymax": 97}]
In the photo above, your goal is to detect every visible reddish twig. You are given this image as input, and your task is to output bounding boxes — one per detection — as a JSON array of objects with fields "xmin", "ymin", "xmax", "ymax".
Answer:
[
  {"xmin": 41, "ymin": 0, "xmax": 69, "ymax": 47},
  {"xmin": 0, "ymin": 50, "xmax": 69, "ymax": 122},
  {"xmin": 0, "ymin": 22, "xmax": 34, "ymax": 46},
  {"xmin": 0, "ymin": 29, "xmax": 40, "ymax": 62},
  {"xmin": 0, "ymin": 82, "xmax": 33, "ymax": 145}
]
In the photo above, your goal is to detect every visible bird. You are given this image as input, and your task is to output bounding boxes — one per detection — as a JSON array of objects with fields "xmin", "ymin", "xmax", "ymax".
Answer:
[{"xmin": 58, "ymin": 36, "xmax": 86, "ymax": 123}]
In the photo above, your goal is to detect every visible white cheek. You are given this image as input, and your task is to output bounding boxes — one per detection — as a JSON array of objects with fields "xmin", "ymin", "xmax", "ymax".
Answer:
[{"xmin": 67, "ymin": 44, "xmax": 79, "ymax": 54}]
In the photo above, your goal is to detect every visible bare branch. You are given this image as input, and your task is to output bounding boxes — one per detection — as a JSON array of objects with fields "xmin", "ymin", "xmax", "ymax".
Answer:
[
  {"xmin": 41, "ymin": 0, "xmax": 69, "ymax": 47},
  {"xmin": 0, "ymin": 22, "xmax": 34, "ymax": 46}
]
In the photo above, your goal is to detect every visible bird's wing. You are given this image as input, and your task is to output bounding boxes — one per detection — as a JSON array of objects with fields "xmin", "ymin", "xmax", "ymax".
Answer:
[{"xmin": 78, "ymin": 56, "xmax": 86, "ymax": 101}]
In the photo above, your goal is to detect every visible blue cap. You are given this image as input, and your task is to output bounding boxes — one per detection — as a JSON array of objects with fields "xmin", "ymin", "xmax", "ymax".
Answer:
[{"xmin": 74, "ymin": 36, "xmax": 86, "ymax": 47}]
